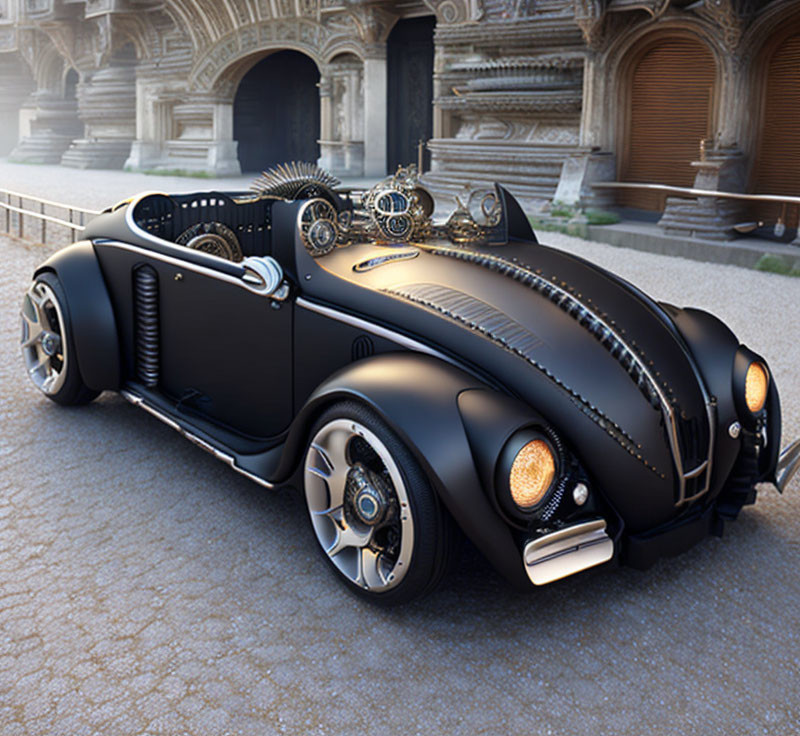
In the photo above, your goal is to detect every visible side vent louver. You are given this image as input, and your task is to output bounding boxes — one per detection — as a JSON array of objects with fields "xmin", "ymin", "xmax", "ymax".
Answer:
[
  {"xmin": 134, "ymin": 265, "xmax": 160, "ymax": 388},
  {"xmin": 352, "ymin": 335, "xmax": 375, "ymax": 362}
]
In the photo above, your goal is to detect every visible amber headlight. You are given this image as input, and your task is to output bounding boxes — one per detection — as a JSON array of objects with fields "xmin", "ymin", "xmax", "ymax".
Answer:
[
  {"xmin": 496, "ymin": 430, "xmax": 561, "ymax": 523},
  {"xmin": 509, "ymin": 439, "xmax": 556, "ymax": 509},
  {"xmin": 745, "ymin": 362, "xmax": 769, "ymax": 414}
]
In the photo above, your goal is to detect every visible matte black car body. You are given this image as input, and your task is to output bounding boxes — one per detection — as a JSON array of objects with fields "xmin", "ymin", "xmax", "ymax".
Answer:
[{"xmin": 22, "ymin": 179, "xmax": 796, "ymax": 599}]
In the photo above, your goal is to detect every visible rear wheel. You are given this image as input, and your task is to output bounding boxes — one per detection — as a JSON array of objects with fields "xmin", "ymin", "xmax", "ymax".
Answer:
[
  {"xmin": 20, "ymin": 272, "xmax": 99, "ymax": 406},
  {"xmin": 303, "ymin": 401, "xmax": 458, "ymax": 605}
]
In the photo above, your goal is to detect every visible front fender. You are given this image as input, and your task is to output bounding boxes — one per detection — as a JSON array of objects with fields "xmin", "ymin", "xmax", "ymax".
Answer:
[
  {"xmin": 34, "ymin": 241, "xmax": 120, "ymax": 392},
  {"xmin": 278, "ymin": 353, "xmax": 530, "ymax": 588}
]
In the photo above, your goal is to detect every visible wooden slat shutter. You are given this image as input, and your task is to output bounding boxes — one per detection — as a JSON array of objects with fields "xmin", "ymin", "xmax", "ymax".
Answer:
[
  {"xmin": 751, "ymin": 33, "xmax": 800, "ymax": 228},
  {"xmin": 620, "ymin": 39, "xmax": 715, "ymax": 211}
]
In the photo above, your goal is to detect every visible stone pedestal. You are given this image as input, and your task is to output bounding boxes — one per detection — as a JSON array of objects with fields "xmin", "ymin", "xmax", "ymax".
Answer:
[
  {"xmin": 658, "ymin": 153, "xmax": 746, "ymax": 241},
  {"xmin": 61, "ymin": 62, "xmax": 137, "ymax": 169},
  {"xmin": 426, "ymin": 55, "xmax": 584, "ymax": 212},
  {"xmin": 124, "ymin": 140, "xmax": 163, "ymax": 171},
  {"xmin": 9, "ymin": 93, "xmax": 83, "ymax": 164},
  {"xmin": 424, "ymin": 140, "xmax": 577, "ymax": 213},
  {"xmin": 552, "ymin": 151, "xmax": 616, "ymax": 208},
  {"xmin": 156, "ymin": 100, "xmax": 241, "ymax": 176},
  {"xmin": 319, "ymin": 141, "xmax": 365, "ymax": 177},
  {"xmin": 363, "ymin": 52, "xmax": 387, "ymax": 178},
  {"xmin": 658, "ymin": 196, "xmax": 742, "ymax": 242}
]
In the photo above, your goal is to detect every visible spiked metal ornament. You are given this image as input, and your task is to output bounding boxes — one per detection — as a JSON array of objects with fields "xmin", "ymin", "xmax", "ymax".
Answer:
[{"xmin": 250, "ymin": 162, "xmax": 341, "ymax": 200}]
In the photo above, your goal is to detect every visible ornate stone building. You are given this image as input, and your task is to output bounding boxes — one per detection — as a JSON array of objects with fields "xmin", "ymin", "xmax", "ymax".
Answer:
[{"xmin": 1, "ymin": 0, "xmax": 800, "ymax": 231}]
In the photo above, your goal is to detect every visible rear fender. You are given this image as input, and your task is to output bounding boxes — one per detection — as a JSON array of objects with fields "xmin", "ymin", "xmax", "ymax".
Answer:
[
  {"xmin": 34, "ymin": 241, "xmax": 120, "ymax": 392},
  {"xmin": 277, "ymin": 353, "xmax": 530, "ymax": 587}
]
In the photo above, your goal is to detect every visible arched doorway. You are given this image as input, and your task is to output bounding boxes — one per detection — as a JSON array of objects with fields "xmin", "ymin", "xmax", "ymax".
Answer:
[
  {"xmin": 387, "ymin": 16, "xmax": 435, "ymax": 173},
  {"xmin": 751, "ymin": 25, "xmax": 800, "ymax": 228},
  {"xmin": 619, "ymin": 36, "xmax": 716, "ymax": 211},
  {"xmin": 64, "ymin": 67, "xmax": 79, "ymax": 101},
  {"xmin": 233, "ymin": 50, "xmax": 320, "ymax": 173}
]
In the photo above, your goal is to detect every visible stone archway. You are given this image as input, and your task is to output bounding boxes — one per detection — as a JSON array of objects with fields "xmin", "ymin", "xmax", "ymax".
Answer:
[
  {"xmin": 618, "ymin": 33, "xmax": 717, "ymax": 210},
  {"xmin": 233, "ymin": 50, "xmax": 321, "ymax": 173},
  {"xmin": 749, "ymin": 18, "xmax": 800, "ymax": 228}
]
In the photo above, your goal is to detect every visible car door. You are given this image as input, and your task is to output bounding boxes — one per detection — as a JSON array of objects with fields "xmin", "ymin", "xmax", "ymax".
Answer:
[
  {"xmin": 152, "ymin": 255, "xmax": 293, "ymax": 440},
  {"xmin": 95, "ymin": 234, "xmax": 293, "ymax": 441}
]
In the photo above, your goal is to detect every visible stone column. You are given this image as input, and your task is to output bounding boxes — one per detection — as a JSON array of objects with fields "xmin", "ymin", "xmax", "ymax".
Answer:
[
  {"xmin": 318, "ymin": 71, "xmax": 335, "ymax": 171},
  {"xmin": 362, "ymin": 45, "xmax": 387, "ymax": 178},
  {"xmin": 125, "ymin": 77, "xmax": 174, "ymax": 171},
  {"xmin": 319, "ymin": 56, "xmax": 365, "ymax": 177},
  {"xmin": 61, "ymin": 57, "xmax": 137, "ymax": 169},
  {"xmin": 549, "ymin": 54, "xmax": 617, "ymax": 210},
  {"xmin": 208, "ymin": 100, "xmax": 240, "ymax": 176},
  {"xmin": 9, "ymin": 90, "xmax": 83, "ymax": 164}
]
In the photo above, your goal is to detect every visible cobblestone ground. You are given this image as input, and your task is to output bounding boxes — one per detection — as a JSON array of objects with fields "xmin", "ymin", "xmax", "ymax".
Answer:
[{"xmin": 1, "ymin": 163, "xmax": 799, "ymax": 735}]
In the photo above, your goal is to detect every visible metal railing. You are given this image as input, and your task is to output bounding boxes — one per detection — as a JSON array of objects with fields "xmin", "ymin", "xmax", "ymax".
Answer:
[
  {"xmin": 0, "ymin": 189, "xmax": 101, "ymax": 243},
  {"xmin": 593, "ymin": 181, "xmax": 800, "ymax": 219}
]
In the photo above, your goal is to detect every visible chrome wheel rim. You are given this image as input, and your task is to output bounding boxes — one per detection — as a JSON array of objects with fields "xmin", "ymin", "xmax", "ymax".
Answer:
[
  {"xmin": 20, "ymin": 281, "xmax": 68, "ymax": 396},
  {"xmin": 304, "ymin": 419, "xmax": 414, "ymax": 592}
]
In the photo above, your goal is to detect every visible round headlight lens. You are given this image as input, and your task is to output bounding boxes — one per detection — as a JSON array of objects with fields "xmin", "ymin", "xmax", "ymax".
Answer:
[
  {"xmin": 509, "ymin": 439, "xmax": 556, "ymax": 509},
  {"xmin": 745, "ymin": 361, "xmax": 769, "ymax": 413}
]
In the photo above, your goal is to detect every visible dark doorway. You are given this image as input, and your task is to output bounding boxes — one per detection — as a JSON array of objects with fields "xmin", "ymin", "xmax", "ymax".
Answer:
[
  {"xmin": 387, "ymin": 17, "xmax": 435, "ymax": 174},
  {"xmin": 234, "ymin": 50, "xmax": 320, "ymax": 173},
  {"xmin": 64, "ymin": 68, "xmax": 79, "ymax": 100}
]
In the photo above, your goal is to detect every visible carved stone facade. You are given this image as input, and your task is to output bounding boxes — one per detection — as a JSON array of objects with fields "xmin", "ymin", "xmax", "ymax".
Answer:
[{"xmin": 0, "ymin": 0, "xmax": 799, "ymax": 236}]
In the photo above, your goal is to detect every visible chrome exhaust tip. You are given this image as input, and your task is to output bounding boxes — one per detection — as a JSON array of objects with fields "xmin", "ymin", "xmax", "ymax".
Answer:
[{"xmin": 523, "ymin": 519, "xmax": 614, "ymax": 586}]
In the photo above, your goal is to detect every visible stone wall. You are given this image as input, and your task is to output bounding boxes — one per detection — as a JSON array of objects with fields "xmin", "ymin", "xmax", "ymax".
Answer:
[{"xmin": 0, "ymin": 0, "xmax": 798, "ymax": 236}]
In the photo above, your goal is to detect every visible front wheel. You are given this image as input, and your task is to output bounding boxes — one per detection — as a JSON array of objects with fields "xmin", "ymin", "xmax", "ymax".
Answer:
[
  {"xmin": 20, "ymin": 272, "xmax": 99, "ymax": 406},
  {"xmin": 303, "ymin": 401, "xmax": 458, "ymax": 605}
]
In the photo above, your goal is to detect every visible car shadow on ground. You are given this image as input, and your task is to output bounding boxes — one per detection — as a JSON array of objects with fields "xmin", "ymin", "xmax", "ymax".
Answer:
[{"xmin": 45, "ymin": 392, "xmax": 793, "ymax": 633}]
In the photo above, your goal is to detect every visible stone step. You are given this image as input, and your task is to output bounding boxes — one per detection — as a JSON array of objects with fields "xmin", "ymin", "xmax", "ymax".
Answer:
[
  {"xmin": 61, "ymin": 139, "xmax": 135, "ymax": 169},
  {"xmin": 8, "ymin": 133, "xmax": 75, "ymax": 165}
]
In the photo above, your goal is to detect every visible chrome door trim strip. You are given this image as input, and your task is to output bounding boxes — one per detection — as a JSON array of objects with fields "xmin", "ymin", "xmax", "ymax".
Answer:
[{"xmin": 295, "ymin": 297, "xmax": 458, "ymax": 366}]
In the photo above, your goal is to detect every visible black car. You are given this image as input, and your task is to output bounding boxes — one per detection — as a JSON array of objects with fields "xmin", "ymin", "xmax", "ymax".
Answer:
[{"xmin": 20, "ymin": 163, "xmax": 800, "ymax": 604}]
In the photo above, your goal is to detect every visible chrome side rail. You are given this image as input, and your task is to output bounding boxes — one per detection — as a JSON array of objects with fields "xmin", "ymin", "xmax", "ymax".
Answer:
[
  {"xmin": 121, "ymin": 390, "xmax": 274, "ymax": 489},
  {"xmin": 95, "ymin": 239, "xmax": 286, "ymax": 298},
  {"xmin": 523, "ymin": 519, "xmax": 614, "ymax": 586},
  {"xmin": 776, "ymin": 438, "xmax": 800, "ymax": 493}
]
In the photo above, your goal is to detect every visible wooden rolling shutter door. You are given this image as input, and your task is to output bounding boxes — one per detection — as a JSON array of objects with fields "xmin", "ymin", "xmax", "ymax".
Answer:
[
  {"xmin": 620, "ymin": 39, "xmax": 715, "ymax": 211},
  {"xmin": 751, "ymin": 33, "xmax": 800, "ymax": 228}
]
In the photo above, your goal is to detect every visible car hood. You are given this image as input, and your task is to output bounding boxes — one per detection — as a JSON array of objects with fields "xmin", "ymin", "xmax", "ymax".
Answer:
[{"xmin": 299, "ymin": 238, "xmax": 713, "ymax": 531}]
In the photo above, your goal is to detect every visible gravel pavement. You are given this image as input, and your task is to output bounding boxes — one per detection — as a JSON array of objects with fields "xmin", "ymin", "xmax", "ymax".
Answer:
[{"xmin": 1, "ymin": 163, "xmax": 799, "ymax": 735}]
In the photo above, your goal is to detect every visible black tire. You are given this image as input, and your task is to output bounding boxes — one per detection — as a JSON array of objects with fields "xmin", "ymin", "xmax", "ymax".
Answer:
[
  {"xmin": 303, "ymin": 401, "xmax": 460, "ymax": 605},
  {"xmin": 20, "ymin": 271, "xmax": 100, "ymax": 406}
]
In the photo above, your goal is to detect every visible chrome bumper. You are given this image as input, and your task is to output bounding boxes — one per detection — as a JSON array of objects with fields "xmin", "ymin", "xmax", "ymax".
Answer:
[
  {"xmin": 776, "ymin": 438, "xmax": 800, "ymax": 493},
  {"xmin": 523, "ymin": 519, "xmax": 614, "ymax": 586}
]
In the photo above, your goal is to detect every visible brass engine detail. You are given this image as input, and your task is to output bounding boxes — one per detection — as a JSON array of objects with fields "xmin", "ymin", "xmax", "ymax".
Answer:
[
  {"xmin": 360, "ymin": 166, "xmax": 434, "ymax": 243},
  {"xmin": 282, "ymin": 162, "xmax": 512, "ymax": 255},
  {"xmin": 176, "ymin": 222, "xmax": 243, "ymax": 262}
]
